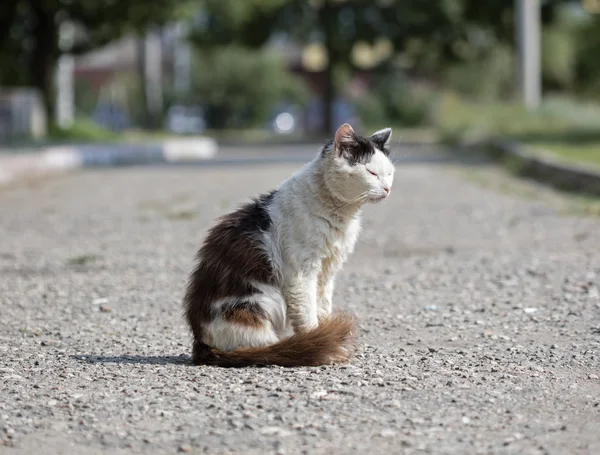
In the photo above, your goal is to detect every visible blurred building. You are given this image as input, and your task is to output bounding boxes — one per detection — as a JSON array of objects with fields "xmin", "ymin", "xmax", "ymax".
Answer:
[{"xmin": 0, "ymin": 89, "xmax": 47, "ymax": 143}]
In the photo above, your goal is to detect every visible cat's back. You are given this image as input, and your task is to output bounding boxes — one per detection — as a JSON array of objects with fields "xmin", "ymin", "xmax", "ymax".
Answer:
[{"xmin": 199, "ymin": 190, "xmax": 277, "ymax": 276}]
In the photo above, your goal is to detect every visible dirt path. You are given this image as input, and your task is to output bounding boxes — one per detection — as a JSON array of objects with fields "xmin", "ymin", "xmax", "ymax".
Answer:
[{"xmin": 1, "ymin": 147, "xmax": 599, "ymax": 454}]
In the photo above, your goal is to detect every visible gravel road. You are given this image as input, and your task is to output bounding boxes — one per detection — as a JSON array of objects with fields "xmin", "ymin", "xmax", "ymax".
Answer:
[{"xmin": 1, "ymin": 145, "xmax": 599, "ymax": 455}]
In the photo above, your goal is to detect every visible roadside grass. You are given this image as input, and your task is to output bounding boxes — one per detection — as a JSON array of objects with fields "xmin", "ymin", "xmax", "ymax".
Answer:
[
  {"xmin": 2, "ymin": 119, "xmax": 120, "ymax": 152},
  {"xmin": 457, "ymin": 164, "xmax": 600, "ymax": 217},
  {"xmin": 67, "ymin": 254, "xmax": 101, "ymax": 267},
  {"xmin": 522, "ymin": 141, "xmax": 600, "ymax": 169},
  {"xmin": 49, "ymin": 119, "xmax": 120, "ymax": 142},
  {"xmin": 436, "ymin": 93, "xmax": 600, "ymax": 170},
  {"xmin": 165, "ymin": 210, "xmax": 197, "ymax": 221},
  {"xmin": 4, "ymin": 113, "xmax": 436, "ymax": 153}
]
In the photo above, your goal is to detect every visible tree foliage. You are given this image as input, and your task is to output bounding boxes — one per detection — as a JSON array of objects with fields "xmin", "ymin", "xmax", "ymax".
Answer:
[
  {"xmin": 0, "ymin": 0, "xmax": 584, "ymax": 131},
  {"xmin": 575, "ymin": 15, "xmax": 600, "ymax": 98},
  {"xmin": 191, "ymin": 46, "xmax": 307, "ymax": 128},
  {"xmin": 0, "ymin": 0, "xmax": 188, "ymax": 120},
  {"xmin": 190, "ymin": 0, "xmax": 573, "ymax": 133},
  {"xmin": 190, "ymin": 0, "xmax": 460, "ymax": 133}
]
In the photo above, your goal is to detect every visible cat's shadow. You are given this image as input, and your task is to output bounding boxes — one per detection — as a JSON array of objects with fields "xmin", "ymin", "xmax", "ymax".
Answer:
[
  {"xmin": 70, "ymin": 354, "xmax": 193, "ymax": 366},
  {"xmin": 70, "ymin": 354, "xmax": 306, "ymax": 369}
]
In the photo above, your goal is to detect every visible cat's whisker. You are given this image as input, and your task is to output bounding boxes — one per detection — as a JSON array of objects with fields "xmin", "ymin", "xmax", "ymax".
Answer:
[
  {"xmin": 392, "ymin": 149, "xmax": 411, "ymax": 165},
  {"xmin": 391, "ymin": 138, "xmax": 402, "ymax": 157},
  {"xmin": 347, "ymin": 192, "xmax": 372, "ymax": 206},
  {"xmin": 393, "ymin": 155, "xmax": 406, "ymax": 166},
  {"xmin": 332, "ymin": 189, "xmax": 372, "ymax": 208}
]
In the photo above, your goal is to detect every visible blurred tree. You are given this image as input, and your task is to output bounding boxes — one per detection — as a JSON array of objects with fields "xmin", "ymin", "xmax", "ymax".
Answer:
[
  {"xmin": 191, "ymin": 0, "xmax": 458, "ymax": 134},
  {"xmin": 356, "ymin": 70, "xmax": 436, "ymax": 127},
  {"xmin": 575, "ymin": 15, "xmax": 600, "ymax": 97},
  {"xmin": 415, "ymin": 0, "xmax": 575, "ymax": 99},
  {"xmin": 0, "ymin": 0, "xmax": 189, "ymax": 122},
  {"xmin": 190, "ymin": 46, "xmax": 308, "ymax": 128},
  {"xmin": 191, "ymin": 0, "xmax": 574, "ymax": 134}
]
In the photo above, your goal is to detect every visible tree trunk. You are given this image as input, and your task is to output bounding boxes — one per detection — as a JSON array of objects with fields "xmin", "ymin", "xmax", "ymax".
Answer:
[
  {"xmin": 0, "ymin": 0, "xmax": 19, "ymax": 49},
  {"xmin": 136, "ymin": 31, "xmax": 164, "ymax": 130},
  {"xmin": 320, "ymin": 2, "xmax": 336, "ymax": 136},
  {"xmin": 322, "ymin": 55, "xmax": 335, "ymax": 136},
  {"xmin": 30, "ymin": 4, "xmax": 58, "ymax": 125},
  {"xmin": 136, "ymin": 36, "xmax": 150, "ymax": 128}
]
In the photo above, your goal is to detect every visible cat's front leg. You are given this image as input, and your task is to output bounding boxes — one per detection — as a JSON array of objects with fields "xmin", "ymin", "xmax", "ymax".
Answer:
[
  {"xmin": 317, "ymin": 256, "xmax": 339, "ymax": 323},
  {"xmin": 284, "ymin": 273, "xmax": 319, "ymax": 332},
  {"xmin": 317, "ymin": 278, "xmax": 334, "ymax": 323}
]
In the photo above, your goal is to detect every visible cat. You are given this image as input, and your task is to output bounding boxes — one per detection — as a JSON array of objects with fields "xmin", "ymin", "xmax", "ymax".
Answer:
[{"xmin": 183, "ymin": 123, "xmax": 395, "ymax": 367}]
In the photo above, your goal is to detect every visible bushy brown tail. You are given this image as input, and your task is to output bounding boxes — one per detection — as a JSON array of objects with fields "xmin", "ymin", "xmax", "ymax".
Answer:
[{"xmin": 193, "ymin": 312, "xmax": 358, "ymax": 367}]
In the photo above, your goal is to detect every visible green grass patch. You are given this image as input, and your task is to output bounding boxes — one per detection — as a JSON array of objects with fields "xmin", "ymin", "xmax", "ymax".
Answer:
[
  {"xmin": 567, "ymin": 196, "xmax": 600, "ymax": 217},
  {"xmin": 67, "ymin": 254, "xmax": 101, "ymax": 266},
  {"xmin": 436, "ymin": 93, "xmax": 600, "ymax": 140},
  {"xmin": 436, "ymin": 92, "xmax": 600, "ymax": 170},
  {"xmin": 502, "ymin": 155, "xmax": 527, "ymax": 175},
  {"xmin": 166, "ymin": 210, "xmax": 197, "ymax": 221},
  {"xmin": 123, "ymin": 128, "xmax": 309, "ymax": 145},
  {"xmin": 49, "ymin": 119, "xmax": 121, "ymax": 142},
  {"xmin": 525, "ymin": 142, "xmax": 600, "ymax": 169}
]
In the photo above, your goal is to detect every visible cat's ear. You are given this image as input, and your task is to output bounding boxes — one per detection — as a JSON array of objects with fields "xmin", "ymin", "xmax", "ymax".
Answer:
[
  {"xmin": 334, "ymin": 123, "xmax": 356, "ymax": 156},
  {"xmin": 370, "ymin": 127, "xmax": 392, "ymax": 149}
]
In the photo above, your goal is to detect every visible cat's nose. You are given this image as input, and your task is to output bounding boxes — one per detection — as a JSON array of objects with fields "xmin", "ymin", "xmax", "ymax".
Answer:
[{"xmin": 383, "ymin": 186, "xmax": 391, "ymax": 195}]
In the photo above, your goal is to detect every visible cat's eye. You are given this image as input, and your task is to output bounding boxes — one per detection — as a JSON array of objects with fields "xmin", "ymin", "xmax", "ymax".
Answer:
[{"xmin": 367, "ymin": 169, "xmax": 378, "ymax": 177}]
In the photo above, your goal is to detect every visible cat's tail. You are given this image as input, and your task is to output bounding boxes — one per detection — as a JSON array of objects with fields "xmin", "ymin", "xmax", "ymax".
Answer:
[{"xmin": 193, "ymin": 312, "xmax": 358, "ymax": 367}]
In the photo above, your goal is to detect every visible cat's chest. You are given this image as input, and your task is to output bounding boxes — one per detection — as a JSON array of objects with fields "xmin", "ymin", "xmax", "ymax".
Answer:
[{"xmin": 320, "ymin": 218, "xmax": 361, "ymax": 260}]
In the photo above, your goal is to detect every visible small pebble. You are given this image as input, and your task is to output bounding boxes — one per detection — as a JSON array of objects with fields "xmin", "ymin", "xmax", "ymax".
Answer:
[
  {"xmin": 41, "ymin": 340, "xmax": 60, "ymax": 347},
  {"xmin": 380, "ymin": 429, "xmax": 396, "ymax": 438},
  {"xmin": 260, "ymin": 426, "xmax": 285, "ymax": 436}
]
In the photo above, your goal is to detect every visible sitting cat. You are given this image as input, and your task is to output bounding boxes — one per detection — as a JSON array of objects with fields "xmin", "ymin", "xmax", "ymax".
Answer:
[{"xmin": 183, "ymin": 123, "xmax": 395, "ymax": 367}]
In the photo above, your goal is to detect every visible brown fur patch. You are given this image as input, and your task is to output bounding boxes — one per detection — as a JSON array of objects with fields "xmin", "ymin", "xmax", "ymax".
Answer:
[
  {"xmin": 222, "ymin": 304, "xmax": 266, "ymax": 328},
  {"xmin": 193, "ymin": 311, "xmax": 358, "ymax": 368}
]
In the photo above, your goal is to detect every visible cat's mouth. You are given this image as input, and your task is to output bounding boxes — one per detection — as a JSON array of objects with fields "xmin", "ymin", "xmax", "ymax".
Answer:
[{"xmin": 370, "ymin": 192, "xmax": 390, "ymax": 202}]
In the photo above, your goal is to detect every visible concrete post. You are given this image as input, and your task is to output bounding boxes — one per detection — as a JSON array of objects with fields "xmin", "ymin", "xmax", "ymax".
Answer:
[
  {"xmin": 174, "ymin": 22, "xmax": 191, "ymax": 97},
  {"xmin": 55, "ymin": 22, "xmax": 75, "ymax": 128},
  {"xmin": 145, "ymin": 30, "xmax": 163, "ymax": 128},
  {"xmin": 516, "ymin": 0, "xmax": 542, "ymax": 110}
]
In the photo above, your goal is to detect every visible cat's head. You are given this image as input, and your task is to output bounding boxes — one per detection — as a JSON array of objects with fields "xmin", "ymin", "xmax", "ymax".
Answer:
[{"xmin": 322, "ymin": 123, "xmax": 395, "ymax": 204}]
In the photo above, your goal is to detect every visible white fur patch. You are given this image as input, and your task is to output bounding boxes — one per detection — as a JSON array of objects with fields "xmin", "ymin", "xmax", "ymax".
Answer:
[
  {"xmin": 365, "ymin": 148, "xmax": 395, "ymax": 197},
  {"xmin": 367, "ymin": 148, "xmax": 394, "ymax": 177},
  {"xmin": 248, "ymin": 281, "xmax": 287, "ymax": 334},
  {"xmin": 206, "ymin": 283, "xmax": 287, "ymax": 339},
  {"xmin": 203, "ymin": 316, "xmax": 279, "ymax": 352}
]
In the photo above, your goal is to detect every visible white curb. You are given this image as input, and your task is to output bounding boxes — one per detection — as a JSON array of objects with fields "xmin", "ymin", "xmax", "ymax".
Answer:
[
  {"xmin": 162, "ymin": 137, "xmax": 218, "ymax": 162},
  {"xmin": 0, "ymin": 137, "xmax": 219, "ymax": 188},
  {"xmin": 0, "ymin": 151, "xmax": 80, "ymax": 188},
  {"xmin": 42, "ymin": 146, "xmax": 83, "ymax": 171}
]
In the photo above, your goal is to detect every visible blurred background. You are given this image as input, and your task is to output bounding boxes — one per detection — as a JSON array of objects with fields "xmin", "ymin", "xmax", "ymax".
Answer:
[{"xmin": 1, "ymin": 0, "xmax": 600, "ymax": 167}]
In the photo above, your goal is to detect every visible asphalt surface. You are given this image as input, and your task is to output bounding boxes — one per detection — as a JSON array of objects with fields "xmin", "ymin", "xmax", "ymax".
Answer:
[{"xmin": 1, "ymin": 145, "xmax": 599, "ymax": 455}]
